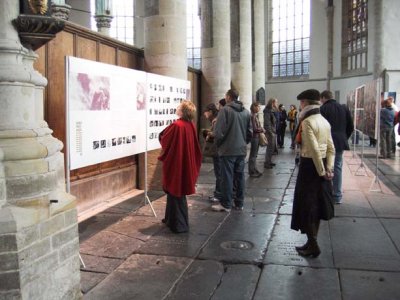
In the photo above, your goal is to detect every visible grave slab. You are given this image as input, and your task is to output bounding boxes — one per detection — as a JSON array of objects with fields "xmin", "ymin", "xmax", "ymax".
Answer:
[
  {"xmin": 79, "ymin": 212, "xmax": 126, "ymax": 242},
  {"xmin": 330, "ymin": 217, "xmax": 400, "ymax": 271},
  {"xmin": 264, "ymin": 215, "xmax": 334, "ymax": 268},
  {"xmin": 340, "ymin": 269, "xmax": 400, "ymax": 300},
  {"xmin": 199, "ymin": 213, "xmax": 276, "ymax": 264},
  {"xmin": 107, "ymin": 216, "xmax": 163, "ymax": 241},
  {"xmin": 253, "ymin": 264, "xmax": 340, "ymax": 300},
  {"xmin": 84, "ymin": 254, "xmax": 191, "ymax": 300}
]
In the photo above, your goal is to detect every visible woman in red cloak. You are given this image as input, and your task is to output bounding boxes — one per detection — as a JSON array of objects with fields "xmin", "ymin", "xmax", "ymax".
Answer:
[{"xmin": 158, "ymin": 100, "xmax": 202, "ymax": 233}]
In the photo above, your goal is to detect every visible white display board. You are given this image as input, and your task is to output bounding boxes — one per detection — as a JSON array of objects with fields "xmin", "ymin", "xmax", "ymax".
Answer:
[
  {"xmin": 66, "ymin": 56, "xmax": 191, "ymax": 170},
  {"xmin": 66, "ymin": 57, "xmax": 147, "ymax": 170},
  {"xmin": 146, "ymin": 73, "xmax": 191, "ymax": 151}
]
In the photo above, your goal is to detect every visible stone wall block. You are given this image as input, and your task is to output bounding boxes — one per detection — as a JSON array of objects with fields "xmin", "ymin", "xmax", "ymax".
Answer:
[
  {"xmin": 18, "ymin": 238, "xmax": 51, "ymax": 269},
  {"xmin": 46, "ymin": 152, "xmax": 64, "ymax": 172},
  {"xmin": 51, "ymin": 224, "xmax": 78, "ymax": 250},
  {"xmin": 20, "ymin": 252, "xmax": 58, "ymax": 286},
  {"xmin": 0, "ymin": 252, "xmax": 18, "ymax": 272},
  {"xmin": 0, "ymin": 271, "xmax": 20, "ymax": 291},
  {"xmin": 58, "ymin": 237, "xmax": 79, "ymax": 262},
  {"xmin": 37, "ymin": 135, "xmax": 64, "ymax": 157},
  {"xmin": 39, "ymin": 213, "xmax": 65, "ymax": 239},
  {"xmin": 0, "ymin": 234, "xmax": 17, "ymax": 252},
  {"xmin": 16, "ymin": 224, "xmax": 40, "ymax": 250},
  {"xmin": 64, "ymin": 208, "xmax": 77, "ymax": 227}
]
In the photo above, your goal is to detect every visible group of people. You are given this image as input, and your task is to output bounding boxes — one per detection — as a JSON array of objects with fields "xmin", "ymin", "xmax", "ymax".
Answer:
[{"xmin": 157, "ymin": 88, "xmax": 354, "ymax": 259}]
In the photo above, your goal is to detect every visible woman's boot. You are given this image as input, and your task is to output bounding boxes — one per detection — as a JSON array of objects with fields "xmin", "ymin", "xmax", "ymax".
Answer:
[{"xmin": 297, "ymin": 237, "xmax": 321, "ymax": 258}]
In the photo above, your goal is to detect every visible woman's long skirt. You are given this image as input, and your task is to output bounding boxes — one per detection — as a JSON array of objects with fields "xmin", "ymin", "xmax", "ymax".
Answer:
[
  {"xmin": 291, "ymin": 157, "xmax": 323, "ymax": 234},
  {"xmin": 163, "ymin": 193, "xmax": 189, "ymax": 233}
]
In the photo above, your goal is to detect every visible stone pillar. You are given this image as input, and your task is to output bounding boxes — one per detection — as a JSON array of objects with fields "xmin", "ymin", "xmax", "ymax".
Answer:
[
  {"xmin": 134, "ymin": 0, "xmax": 145, "ymax": 49},
  {"xmin": 140, "ymin": 0, "xmax": 187, "ymax": 190},
  {"xmin": 0, "ymin": 1, "xmax": 80, "ymax": 299},
  {"xmin": 51, "ymin": 0, "xmax": 71, "ymax": 20},
  {"xmin": 201, "ymin": 0, "xmax": 231, "ymax": 108},
  {"xmin": 326, "ymin": 0, "xmax": 334, "ymax": 90},
  {"xmin": 252, "ymin": 0, "xmax": 265, "ymax": 104},
  {"xmin": 231, "ymin": 0, "xmax": 252, "ymax": 108},
  {"xmin": 95, "ymin": 0, "xmax": 113, "ymax": 36}
]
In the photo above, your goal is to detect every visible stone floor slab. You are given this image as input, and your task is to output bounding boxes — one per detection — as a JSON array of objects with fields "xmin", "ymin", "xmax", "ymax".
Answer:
[
  {"xmin": 165, "ymin": 260, "xmax": 224, "ymax": 299},
  {"xmin": 330, "ymin": 217, "xmax": 400, "ymax": 271},
  {"xmin": 81, "ymin": 271, "xmax": 107, "ymax": 294},
  {"xmin": 340, "ymin": 269, "xmax": 400, "ymax": 300},
  {"xmin": 264, "ymin": 215, "xmax": 334, "ymax": 268},
  {"xmin": 80, "ymin": 230, "xmax": 143, "ymax": 259},
  {"xmin": 253, "ymin": 264, "xmax": 340, "ymax": 300},
  {"xmin": 135, "ymin": 227, "xmax": 209, "ymax": 258},
  {"xmin": 199, "ymin": 213, "xmax": 276, "ymax": 264},
  {"xmin": 84, "ymin": 254, "xmax": 191, "ymax": 300},
  {"xmin": 107, "ymin": 215, "xmax": 163, "ymax": 241},
  {"xmin": 380, "ymin": 218, "xmax": 400, "ymax": 251},
  {"xmin": 79, "ymin": 212, "xmax": 126, "ymax": 243},
  {"xmin": 211, "ymin": 264, "xmax": 261, "ymax": 300},
  {"xmin": 334, "ymin": 190, "xmax": 375, "ymax": 217},
  {"xmin": 367, "ymin": 194, "xmax": 400, "ymax": 218},
  {"xmin": 80, "ymin": 255, "xmax": 123, "ymax": 274}
]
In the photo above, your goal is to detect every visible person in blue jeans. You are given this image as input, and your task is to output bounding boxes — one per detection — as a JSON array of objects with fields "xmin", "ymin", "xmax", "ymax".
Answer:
[
  {"xmin": 212, "ymin": 89, "xmax": 252, "ymax": 211},
  {"xmin": 320, "ymin": 90, "xmax": 354, "ymax": 204}
]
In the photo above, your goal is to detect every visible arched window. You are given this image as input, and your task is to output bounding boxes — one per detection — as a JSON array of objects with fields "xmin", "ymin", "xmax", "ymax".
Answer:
[
  {"xmin": 91, "ymin": 0, "xmax": 134, "ymax": 45},
  {"xmin": 342, "ymin": 0, "xmax": 368, "ymax": 74},
  {"xmin": 269, "ymin": 0, "xmax": 310, "ymax": 78}
]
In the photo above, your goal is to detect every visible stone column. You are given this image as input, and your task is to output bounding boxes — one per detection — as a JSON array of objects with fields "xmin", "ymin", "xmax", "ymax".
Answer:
[
  {"xmin": 326, "ymin": 0, "xmax": 334, "ymax": 90},
  {"xmin": 51, "ymin": 0, "xmax": 71, "ymax": 20},
  {"xmin": 231, "ymin": 0, "xmax": 252, "ymax": 108},
  {"xmin": 252, "ymin": 0, "xmax": 265, "ymax": 104},
  {"xmin": 201, "ymin": 0, "xmax": 231, "ymax": 108},
  {"xmin": 134, "ymin": 0, "xmax": 145, "ymax": 48},
  {"xmin": 95, "ymin": 0, "xmax": 113, "ymax": 36},
  {"xmin": 0, "ymin": 1, "xmax": 80, "ymax": 299},
  {"xmin": 139, "ymin": 0, "xmax": 187, "ymax": 190}
]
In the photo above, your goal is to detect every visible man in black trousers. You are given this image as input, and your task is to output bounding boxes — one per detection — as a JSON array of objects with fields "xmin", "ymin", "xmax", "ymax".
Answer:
[{"xmin": 320, "ymin": 90, "xmax": 354, "ymax": 204}]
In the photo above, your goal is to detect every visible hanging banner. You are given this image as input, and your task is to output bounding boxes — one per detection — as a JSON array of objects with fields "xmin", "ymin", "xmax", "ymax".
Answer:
[
  {"xmin": 146, "ymin": 73, "xmax": 191, "ymax": 151},
  {"xmin": 66, "ymin": 56, "xmax": 147, "ymax": 170}
]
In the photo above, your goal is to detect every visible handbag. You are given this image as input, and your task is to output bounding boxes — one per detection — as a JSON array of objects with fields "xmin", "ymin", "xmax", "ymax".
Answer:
[
  {"xmin": 319, "ymin": 179, "xmax": 335, "ymax": 220},
  {"xmin": 259, "ymin": 132, "xmax": 268, "ymax": 147}
]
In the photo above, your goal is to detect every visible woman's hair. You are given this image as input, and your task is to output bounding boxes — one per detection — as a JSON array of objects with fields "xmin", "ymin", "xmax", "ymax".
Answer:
[
  {"xmin": 290, "ymin": 104, "xmax": 296, "ymax": 110},
  {"xmin": 250, "ymin": 102, "xmax": 260, "ymax": 113},
  {"xmin": 179, "ymin": 100, "xmax": 196, "ymax": 121},
  {"xmin": 219, "ymin": 98, "xmax": 226, "ymax": 107},
  {"xmin": 266, "ymin": 98, "xmax": 277, "ymax": 109}
]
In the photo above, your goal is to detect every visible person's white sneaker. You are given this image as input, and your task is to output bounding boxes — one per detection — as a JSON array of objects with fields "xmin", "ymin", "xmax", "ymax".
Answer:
[
  {"xmin": 211, "ymin": 203, "xmax": 231, "ymax": 212},
  {"xmin": 208, "ymin": 196, "xmax": 220, "ymax": 203}
]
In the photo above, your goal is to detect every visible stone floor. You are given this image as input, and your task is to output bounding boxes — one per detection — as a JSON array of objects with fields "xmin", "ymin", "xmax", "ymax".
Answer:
[{"xmin": 78, "ymin": 140, "xmax": 400, "ymax": 300}]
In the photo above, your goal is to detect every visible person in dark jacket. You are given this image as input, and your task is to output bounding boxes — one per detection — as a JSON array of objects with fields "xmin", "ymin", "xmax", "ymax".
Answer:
[
  {"xmin": 320, "ymin": 90, "xmax": 354, "ymax": 204},
  {"xmin": 212, "ymin": 89, "xmax": 252, "ymax": 211},
  {"xmin": 380, "ymin": 99, "xmax": 395, "ymax": 159},
  {"xmin": 277, "ymin": 104, "xmax": 288, "ymax": 148},
  {"xmin": 263, "ymin": 98, "xmax": 278, "ymax": 168}
]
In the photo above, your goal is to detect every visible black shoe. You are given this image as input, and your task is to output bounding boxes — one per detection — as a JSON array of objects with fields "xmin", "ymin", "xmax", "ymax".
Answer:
[
  {"xmin": 296, "ymin": 241, "xmax": 321, "ymax": 258},
  {"xmin": 295, "ymin": 241, "xmax": 309, "ymax": 251},
  {"xmin": 250, "ymin": 173, "xmax": 262, "ymax": 178},
  {"xmin": 270, "ymin": 163, "xmax": 276, "ymax": 166},
  {"xmin": 264, "ymin": 164, "xmax": 273, "ymax": 169}
]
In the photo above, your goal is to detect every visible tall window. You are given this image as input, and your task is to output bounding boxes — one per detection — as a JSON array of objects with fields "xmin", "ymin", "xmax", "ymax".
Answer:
[
  {"xmin": 91, "ymin": 0, "xmax": 134, "ymax": 46},
  {"xmin": 187, "ymin": 0, "xmax": 201, "ymax": 69},
  {"xmin": 342, "ymin": 0, "xmax": 368, "ymax": 73},
  {"xmin": 270, "ymin": 0, "xmax": 310, "ymax": 78}
]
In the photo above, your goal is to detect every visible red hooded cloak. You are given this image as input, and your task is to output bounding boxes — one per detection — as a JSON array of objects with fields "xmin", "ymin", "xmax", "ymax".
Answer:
[{"xmin": 158, "ymin": 119, "xmax": 202, "ymax": 197}]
